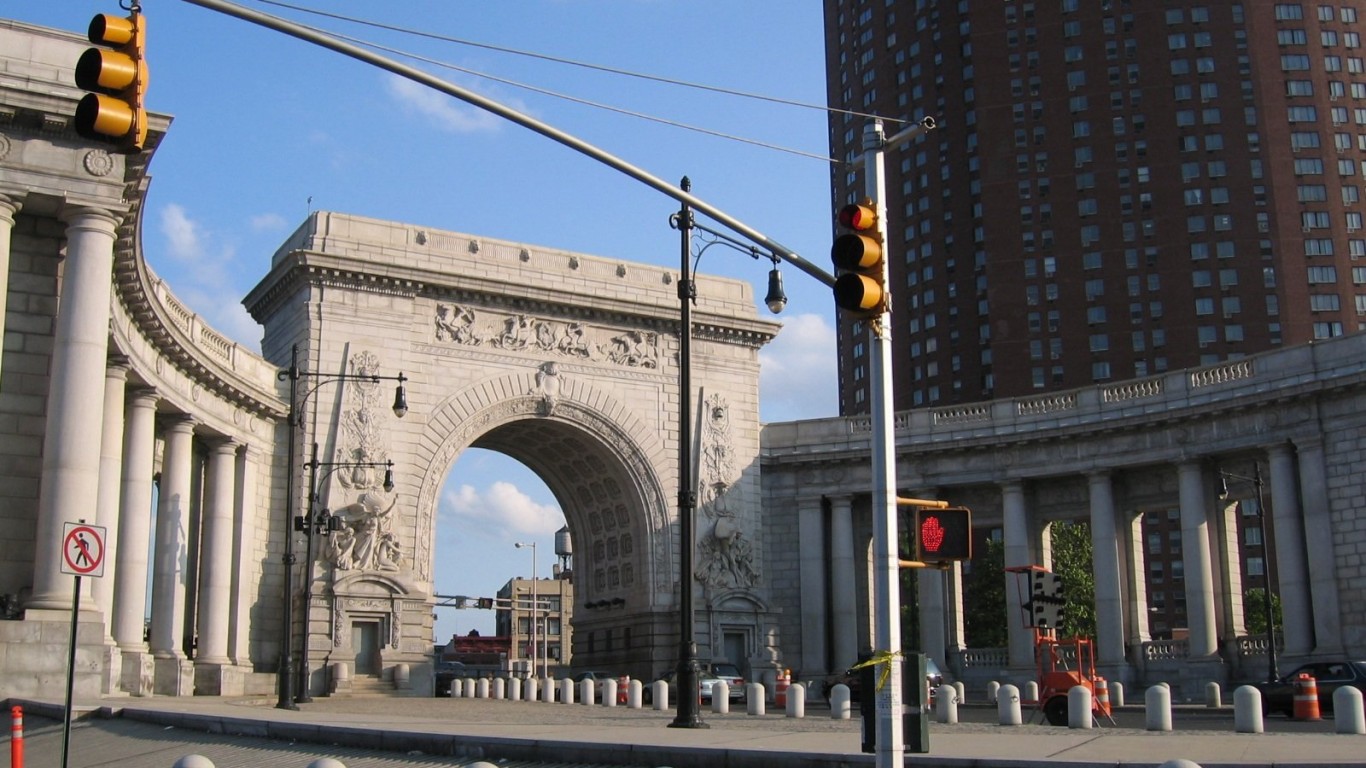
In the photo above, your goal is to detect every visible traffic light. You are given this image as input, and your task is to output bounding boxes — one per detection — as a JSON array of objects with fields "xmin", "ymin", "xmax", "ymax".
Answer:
[
  {"xmin": 831, "ymin": 199, "xmax": 887, "ymax": 317},
  {"xmin": 475, "ymin": 597, "xmax": 494, "ymax": 610},
  {"xmin": 914, "ymin": 506, "xmax": 973, "ymax": 562},
  {"xmin": 73, "ymin": 12, "xmax": 147, "ymax": 152}
]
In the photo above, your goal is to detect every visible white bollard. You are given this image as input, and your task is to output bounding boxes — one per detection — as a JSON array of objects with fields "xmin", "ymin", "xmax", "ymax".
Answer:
[
  {"xmin": 1233, "ymin": 685, "xmax": 1264, "ymax": 733},
  {"xmin": 561, "ymin": 678, "xmax": 576, "ymax": 704},
  {"xmin": 1334, "ymin": 686, "xmax": 1365, "ymax": 734},
  {"xmin": 604, "ymin": 678, "xmax": 618, "ymax": 707},
  {"xmin": 463, "ymin": 678, "xmax": 476, "ymax": 699},
  {"xmin": 712, "ymin": 682, "xmax": 730, "ymax": 713},
  {"xmin": 831, "ymin": 683, "xmax": 852, "ymax": 720},
  {"xmin": 1146, "ymin": 684, "xmax": 1173, "ymax": 731},
  {"xmin": 1158, "ymin": 760, "xmax": 1203, "ymax": 768},
  {"xmin": 476, "ymin": 678, "xmax": 489, "ymax": 698},
  {"xmin": 306, "ymin": 760, "xmax": 347, "ymax": 768},
  {"xmin": 1023, "ymin": 680, "xmax": 1039, "ymax": 702},
  {"xmin": 1068, "ymin": 686, "xmax": 1093, "ymax": 729},
  {"xmin": 394, "ymin": 664, "xmax": 411, "ymax": 690},
  {"xmin": 450, "ymin": 678, "xmax": 463, "ymax": 698},
  {"xmin": 997, "ymin": 683, "xmax": 1022, "ymax": 726},
  {"xmin": 493, "ymin": 677, "xmax": 505, "ymax": 700},
  {"xmin": 628, "ymin": 679, "xmax": 643, "ymax": 709},
  {"xmin": 747, "ymin": 683, "xmax": 766, "ymax": 715},
  {"xmin": 579, "ymin": 677, "xmax": 594, "ymax": 705},
  {"xmin": 508, "ymin": 677, "xmax": 522, "ymax": 701},
  {"xmin": 986, "ymin": 680, "xmax": 1000, "ymax": 704},
  {"xmin": 936, "ymin": 683, "xmax": 959, "ymax": 724},
  {"xmin": 173, "ymin": 757, "xmax": 216, "ymax": 768},
  {"xmin": 652, "ymin": 679, "xmax": 670, "ymax": 711},
  {"xmin": 1204, "ymin": 681, "xmax": 1221, "ymax": 708},
  {"xmin": 543, "ymin": 677, "xmax": 556, "ymax": 703},
  {"xmin": 954, "ymin": 680, "xmax": 966, "ymax": 704},
  {"xmin": 786, "ymin": 682, "xmax": 806, "ymax": 718},
  {"xmin": 1111, "ymin": 681, "xmax": 1125, "ymax": 708}
]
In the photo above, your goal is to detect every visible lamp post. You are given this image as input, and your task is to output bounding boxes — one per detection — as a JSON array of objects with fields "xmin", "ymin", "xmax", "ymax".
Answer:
[
  {"xmin": 1217, "ymin": 463, "xmax": 1278, "ymax": 684},
  {"xmin": 514, "ymin": 541, "xmax": 539, "ymax": 679},
  {"xmin": 275, "ymin": 343, "xmax": 408, "ymax": 709},
  {"xmin": 667, "ymin": 177, "xmax": 787, "ymax": 730},
  {"xmin": 295, "ymin": 445, "xmax": 396, "ymax": 703}
]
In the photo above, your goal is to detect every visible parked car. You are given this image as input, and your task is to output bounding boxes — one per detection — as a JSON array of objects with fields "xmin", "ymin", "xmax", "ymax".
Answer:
[
  {"xmin": 644, "ymin": 663, "xmax": 746, "ymax": 704},
  {"xmin": 433, "ymin": 660, "xmax": 466, "ymax": 697},
  {"xmin": 1252, "ymin": 660, "xmax": 1366, "ymax": 717},
  {"xmin": 822, "ymin": 656, "xmax": 944, "ymax": 705}
]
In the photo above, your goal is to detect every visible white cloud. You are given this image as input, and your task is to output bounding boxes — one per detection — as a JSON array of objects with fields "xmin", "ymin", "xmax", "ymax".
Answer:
[
  {"xmin": 441, "ymin": 480, "xmax": 562, "ymax": 538},
  {"xmin": 154, "ymin": 204, "xmax": 263, "ymax": 349},
  {"xmin": 385, "ymin": 75, "xmax": 505, "ymax": 134},
  {"xmin": 759, "ymin": 311, "xmax": 839, "ymax": 422},
  {"xmin": 249, "ymin": 212, "xmax": 288, "ymax": 233}
]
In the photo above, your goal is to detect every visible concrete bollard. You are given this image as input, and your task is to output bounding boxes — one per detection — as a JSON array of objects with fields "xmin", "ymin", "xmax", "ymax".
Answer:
[
  {"xmin": 173, "ymin": 757, "xmax": 216, "ymax": 768},
  {"xmin": 450, "ymin": 678, "xmax": 463, "ymax": 698},
  {"xmin": 1334, "ymin": 686, "xmax": 1365, "ymax": 734},
  {"xmin": 560, "ymin": 678, "xmax": 576, "ymax": 704},
  {"xmin": 1023, "ymin": 680, "xmax": 1039, "ymax": 702},
  {"xmin": 628, "ymin": 679, "xmax": 643, "ymax": 709},
  {"xmin": 543, "ymin": 677, "xmax": 556, "ymax": 703},
  {"xmin": 997, "ymin": 684, "xmax": 1022, "ymax": 726},
  {"xmin": 1146, "ymin": 684, "xmax": 1173, "ymax": 731},
  {"xmin": 831, "ymin": 683, "xmax": 852, "ymax": 720},
  {"xmin": 652, "ymin": 679, "xmax": 670, "ymax": 711},
  {"xmin": 954, "ymin": 681, "xmax": 966, "ymax": 704},
  {"xmin": 463, "ymin": 678, "xmax": 476, "ymax": 699},
  {"xmin": 786, "ymin": 682, "xmax": 806, "ymax": 718},
  {"xmin": 579, "ymin": 677, "xmax": 594, "ymax": 705},
  {"xmin": 936, "ymin": 683, "xmax": 959, "ymax": 724},
  {"xmin": 493, "ymin": 678, "xmax": 505, "ymax": 700},
  {"xmin": 524, "ymin": 677, "xmax": 538, "ymax": 701},
  {"xmin": 1068, "ymin": 685, "xmax": 1093, "ymax": 729},
  {"xmin": 1233, "ymin": 685, "xmax": 1264, "ymax": 733},
  {"xmin": 986, "ymin": 680, "xmax": 1000, "ymax": 704},
  {"xmin": 306, "ymin": 760, "xmax": 347, "ymax": 768},
  {"xmin": 1158, "ymin": 761, "xmax": 1202, "ymax": 768},
  {"xmin": 1204, "ymin": 681, "xmax": 1221, "ymax": 708},
  {"xmin": 476, "ymin": 678, "xmax": 489, "ymax": 699},
  {"xmin": 747, "ymin": 683, "xmax": 766, "ymax": 715},
  {"xmin": 509, "ymin": 677, "xmax": 522, "ymax": 701},
  {"xmin": 604, "ymin": 678, "xmax": 618, "ymax": 707},
  {"xmin": 1111, "ymin": 681, "xmax": 1125, "ymax": 708},
  {"xmin": 712, "ymin": 682, "xmax": 730, "ymax": 713}
]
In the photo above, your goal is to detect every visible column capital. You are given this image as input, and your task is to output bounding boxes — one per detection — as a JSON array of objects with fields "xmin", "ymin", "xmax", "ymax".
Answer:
[
  {"xmin": 58, "ymin": 205, "xmax": 122, "ymax": 231},
  {"xmin": 159, "ymin": 413, "xmax": 197, "ymax": 434},
  {"xmin": 106, "ymin": 354, "xmax": 132, "ymax": 377},
  {"xmin": 208, "ymin": 436, "xmax": 241, "ymax": 455},
  {"xmin": 0, "ymin": 193, "xmax": 21, "ymax": 221}
]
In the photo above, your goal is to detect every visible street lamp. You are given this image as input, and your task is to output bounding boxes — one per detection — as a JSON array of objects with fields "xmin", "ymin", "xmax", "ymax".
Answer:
[
  {"xmin": 514, "ymin": 541, "xmax": 540, "ymax": 679},
  {"xmin": 667, "ymin": 177, "xmax": 787, "ymax": 730},
  {"xmin": 276, "ymin": 343, "xmax": 408, "ymax": 709},
  {"xmin": 1217, "ymin": 463, "xmax": 1278, "ymax": 684}
]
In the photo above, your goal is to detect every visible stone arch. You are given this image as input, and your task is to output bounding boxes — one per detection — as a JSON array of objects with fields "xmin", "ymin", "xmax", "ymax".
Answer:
[{"xmin": 412, "ymin": 366, "xmax": 674, "ymax": 607}]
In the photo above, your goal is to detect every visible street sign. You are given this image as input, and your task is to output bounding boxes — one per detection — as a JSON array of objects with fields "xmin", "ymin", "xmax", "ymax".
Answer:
[{"xmin": 60, "ymin": 522, "xmax": 106, "ymax": 578}]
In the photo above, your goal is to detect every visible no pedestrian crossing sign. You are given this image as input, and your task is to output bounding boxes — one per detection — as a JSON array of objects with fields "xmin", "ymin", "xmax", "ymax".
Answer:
[{"xmin": 61, "ymin": 521, "xmax": 106, "ymax": 578}]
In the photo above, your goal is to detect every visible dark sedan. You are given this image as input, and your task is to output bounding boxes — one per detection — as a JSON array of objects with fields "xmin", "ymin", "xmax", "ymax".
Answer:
[{"xmin": 1253, "ymin": 660, "xmax": 1366, "ymax": 717}]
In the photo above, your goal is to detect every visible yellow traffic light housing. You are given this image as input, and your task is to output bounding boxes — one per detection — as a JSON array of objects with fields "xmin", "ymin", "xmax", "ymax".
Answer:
[
  {"xmin": 831, "ymin": 200, "xmax": 887, "ymax": 317},
  {"xmin": 74, "ymin": 12, "xmax": 147, "ymax": 152}
]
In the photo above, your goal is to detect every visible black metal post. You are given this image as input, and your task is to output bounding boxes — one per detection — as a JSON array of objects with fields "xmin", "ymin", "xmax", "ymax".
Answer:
[
  {"xmin": 275, "ymin": 344, "xmax": 300, "ymax": 710},
  {"xmin": 1253, "ymin": 464, "xmax": 1279, "ymax": 684},
  {"xmin": 669, "ymin": 177, "xmax": 706, "ymax": 729},
  {"xmin": 296, "ymin": 441, "xmax": 322, "ymax": 703}
]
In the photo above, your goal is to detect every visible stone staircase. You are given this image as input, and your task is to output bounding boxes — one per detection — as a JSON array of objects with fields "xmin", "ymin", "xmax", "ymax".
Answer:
[{"xmin": 346, "ymin": 674, "xmax": 396, "ymax": 697}]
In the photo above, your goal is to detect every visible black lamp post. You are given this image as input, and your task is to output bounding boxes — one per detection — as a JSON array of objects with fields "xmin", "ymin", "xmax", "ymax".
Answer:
[
  {"xmin": 1217, "ymin": 463, "xmax": 1278, "ymax": 684},
  {"xmin": 667, "ymin": 177, "xmax": 786, "ymax": 729},
  {"xmin": 276, "ymin": 343, "xmax": 408, "ymax": 709}
]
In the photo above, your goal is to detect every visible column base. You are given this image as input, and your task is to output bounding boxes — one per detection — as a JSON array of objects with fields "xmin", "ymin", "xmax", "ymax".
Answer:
[
  {"xmin": 1175, "ymin": 657, "xmax": 1226, "ymax": 703},
  {"xmin": 193, "ymin": 661, "xmax": 247, "ymax": 696},
  {"xmin": 153, "ymin": 655, "xmax": 194, "ymax": 696},
  {"xmin": 119, "ymin": 649, "xmax": 154, "ymax": 696}
]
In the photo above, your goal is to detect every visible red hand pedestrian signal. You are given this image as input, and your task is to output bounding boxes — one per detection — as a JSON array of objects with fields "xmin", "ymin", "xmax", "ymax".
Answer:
[{"xmin": 914, "ymin": 507, "xmax": 972, "ymax": 562}]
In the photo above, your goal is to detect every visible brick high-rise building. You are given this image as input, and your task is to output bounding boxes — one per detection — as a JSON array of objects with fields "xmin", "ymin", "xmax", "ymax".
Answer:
[{"xmin": 824, "ymin": 1, "xmax": 1366, "ymax": 414}]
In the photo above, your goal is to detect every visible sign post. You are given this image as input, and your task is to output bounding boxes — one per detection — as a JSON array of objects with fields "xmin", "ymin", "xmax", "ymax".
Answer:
[{"xmin": 58, "ymin": 520, "xmax": 105, "ymax": 768}]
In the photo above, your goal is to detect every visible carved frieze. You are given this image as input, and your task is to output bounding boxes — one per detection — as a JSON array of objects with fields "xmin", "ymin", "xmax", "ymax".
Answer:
[{"xmin": 433, "ymin": 303, "xmax": 658, "ymax": 369}]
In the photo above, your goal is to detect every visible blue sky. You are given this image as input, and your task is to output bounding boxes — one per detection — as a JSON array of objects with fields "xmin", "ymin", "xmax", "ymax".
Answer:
[{"xmin": 17, "ymin": 1, "xmax": 840, "ymax": 640}]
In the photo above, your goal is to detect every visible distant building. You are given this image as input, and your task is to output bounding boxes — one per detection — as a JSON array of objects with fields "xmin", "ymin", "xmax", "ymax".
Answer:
[
  {"xmin": 496, "ymin": 573, "xmax": 575, "ymax": 674},
  {"xmin": 437, "ymin": 631, "xmax": 509, "ymax": 676}
]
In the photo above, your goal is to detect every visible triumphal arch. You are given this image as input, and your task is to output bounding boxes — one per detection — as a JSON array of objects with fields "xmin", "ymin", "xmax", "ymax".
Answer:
[{"xmin": 244, "ymin": 211, "xmax": 782, "ymax": 694}]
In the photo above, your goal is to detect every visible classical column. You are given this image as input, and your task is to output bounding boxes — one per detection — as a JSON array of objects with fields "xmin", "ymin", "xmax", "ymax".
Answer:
[
  {"xmin": 1295, "ymin": 438, "xmax": 1344, "ymax": 653},
  {"xmin": 1088, "ymin": 471, "xmax": 1126, "ymax": 669},
  {"xmin": 28, "ymin": 208, "xmax": 121, "ymax": 611},
  {"xmin": 1121, "ymin": 511, "xmax": 1151, "ymax": 647},
  {"xmin": 796, "ymin": 495, "xmax": 829, "ymax": 677},
  {"xmin": 0, "ymin": 194, "xmax": 21, "ymax": 390},
  {"xmin": 1176, "ymin": 461, "xmax": 1218, "ymax": 658},
  {"xmin": 1213, "ymin": 496, "xmax": 1245, "ymax": 638},
  {"xmin": 195, "ymin": 439, "xmax": 238, "ymax": 665},
  {"xmin": 93, "ymin": 358, "xmax": 131, "ymax": 633},
  {"xmin": 943, "ymin": 562, "xmax": 966, "ymax": 656},
  {"xmin": 1267, "ymin": 443, "xmax": 1312, "ymax": 655},
  {"xmin": 917, "ymin": 566, "xmax": 948, "ymax": 669},
  {"xmin": 230, "ymin": 443, "xmax": 257, "ymax": 665},
  {"xmin": 829, "ymin": 494, "xmax": 858, "ymax": 668},
  {"xmin": 112, "ymin": 389, "xmax": 158, "ymax": 653},
  {"xmin": 150, "ymin": 415, "xmax": 196, "ymax": 659},
  {"xmin": 1002, "ymin": 480, "xmax": 1035, "ymax": 668}
]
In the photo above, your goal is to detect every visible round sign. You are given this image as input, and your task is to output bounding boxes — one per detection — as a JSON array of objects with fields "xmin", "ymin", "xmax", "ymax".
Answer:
[{"xmin": 61, "ymin": 523, "xmax": 106, "ymax": 578}]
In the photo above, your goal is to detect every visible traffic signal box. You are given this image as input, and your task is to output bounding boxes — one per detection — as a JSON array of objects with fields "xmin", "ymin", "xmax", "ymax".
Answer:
[
  {"xmin": 475, "ymin": 597, "xmax": 494, "ymax": 610},
  {"xmin": 74, "ymin": 12, "xmax": 148, "ymax": 152},
  {"xmin": 831, "ymin": 200, "xmax": 887, "ymax": 317},
  {"xmin": 914, "ymin": 506, "xmax": 973, "ymax": 562}
]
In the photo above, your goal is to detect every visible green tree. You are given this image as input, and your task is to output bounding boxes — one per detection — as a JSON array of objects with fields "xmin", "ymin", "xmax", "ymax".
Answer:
[
  {"xmin": 1049, "ymin": 521, "xmax": 1096, "ymax": 639},
  {"xmin": 1243, "ymin": 588, "xmax": 1283, "ymax": 635},
  {"xmin": 963, "ymin": 537, "xmax": 1008, "ymax": 647}
]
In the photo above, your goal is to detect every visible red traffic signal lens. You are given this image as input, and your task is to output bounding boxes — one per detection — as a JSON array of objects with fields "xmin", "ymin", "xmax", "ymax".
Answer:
[
  {"xmin": 915, "ymin": 507, "xmax": 972, "ymax": 561},
  {"xmin": 837, "ymin": 203, "xmax": 877, "ymax": 231}
]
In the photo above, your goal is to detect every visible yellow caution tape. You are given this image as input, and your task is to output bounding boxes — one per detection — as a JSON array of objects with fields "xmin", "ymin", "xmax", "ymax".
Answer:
[{"xmin": 849, "ymin": 649, "xmax": 902, "ymax": 693}]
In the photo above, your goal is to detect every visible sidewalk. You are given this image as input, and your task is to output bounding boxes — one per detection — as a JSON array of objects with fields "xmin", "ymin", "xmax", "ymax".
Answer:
[{"xmin": 11, "ymin": 695, "xmax": 1366, "ymax": 768}]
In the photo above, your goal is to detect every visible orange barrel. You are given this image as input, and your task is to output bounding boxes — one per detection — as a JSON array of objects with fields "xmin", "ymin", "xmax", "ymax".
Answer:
[
  {"xmin": 1094, "ymin": 676, "xmax": 1111, "ymax": 716},
  {"xmin": 11, "ymin": 705, "xmax": 22, "ymax": 768},
  {"xmin": 617, "ymin": 675, "xmax": 629, "ymax": 705},
  {"xmin": 775, "ymin": 669, "xmax": 790, "ymax": 708},
  {"xmin": 1293, "ymin": 673, "xmax": 1322, "ymax": 720}
]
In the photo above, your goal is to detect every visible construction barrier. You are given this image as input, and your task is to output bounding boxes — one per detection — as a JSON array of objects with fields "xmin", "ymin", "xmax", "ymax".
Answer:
[
  {"xmin": 11, "ymin": 705, "xmax": 22, "ymax": 768},
  {"xmin": 1293, "ymin": 673, "xmax": 1321, "ymax": 721},
  {"xmin": 775, "ymin": 669, "xmax": 790, "ymax": 708},
  {"xmin": 618, "ymin": 675, "xmax": 629, "ymax": 705}
]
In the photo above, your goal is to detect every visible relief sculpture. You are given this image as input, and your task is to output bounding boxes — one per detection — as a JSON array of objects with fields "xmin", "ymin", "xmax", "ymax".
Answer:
[
  {"xmin": 695, "ymin": 395, "xmax": 758, "ymax": 590},
  {"xmin": 431, "ymin": 306, "xmax": 662, "ymax": 369}
]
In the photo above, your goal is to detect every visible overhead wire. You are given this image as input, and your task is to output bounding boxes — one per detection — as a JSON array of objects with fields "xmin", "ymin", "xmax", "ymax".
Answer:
[{"xmin": 248, "ymin": 0, "xmax": 898, "ymax": 162}]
